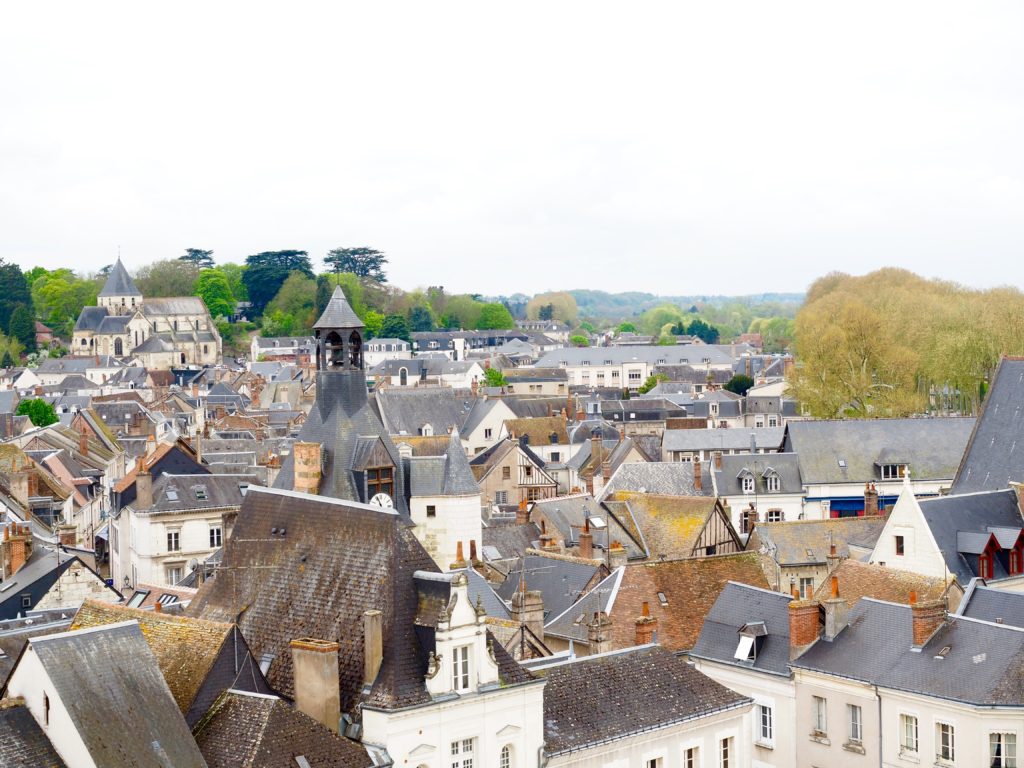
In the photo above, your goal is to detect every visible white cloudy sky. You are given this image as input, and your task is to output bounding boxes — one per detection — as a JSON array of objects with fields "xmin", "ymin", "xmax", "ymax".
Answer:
[{"xmin": 1, "ymin": 2, "xmax": 1022, "ymax": 296}]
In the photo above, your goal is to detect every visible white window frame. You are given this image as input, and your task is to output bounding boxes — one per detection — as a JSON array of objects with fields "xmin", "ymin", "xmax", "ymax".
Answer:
[
  {"xmin": 499, "ymin": 745, "xmax": 512, "ymax": 768},
  {"xmin": 990, "ymin": 732, "xmax": 1017, "ymax": 768},
  {"xmin": 742, "ymin": 475, "xmax": 755, "ymax": 494},
  {"xmin": 899, "ymin": 713, "xmax": 918, "ymax": 755},
  {"xmin": 682, "ymin": 745, "xmax": 699, "ymax": 768},
  {"xmin": 719, "ymin": 736, "xmax": 733, "ymax": 768},
  {"xmin": 209, "ymin": 526, "xmax": 222, "ymax": 548},
  {"xmin": 766, "ymin": 474, "xmax": 780, "ymax": 493},
  {"xmin": 756, "ymin": 702, "xmax": 774, "ymax": 746},
  {"xmin": 167, "ymin": 530, "xmax": 181, "ymax": 552},
  {"xmin": 450, "ymin": 738, "xmax": 475, "ymax": 768},
  {"xmin": 936, "ymin": 720, "xmax": 955, "ymax": 764},
  {"xmin": 847, "ymin": 703, "xmax": 862, "ymax": 744},
  {"xmin": 800, "ymin": 577, "xmax": 814, "ymax": 600},
  {"xmin": 812, "ymin": 696, "xmax": 827, "ymax": 734},
  {"xmin": 452, "ymin": 645, "xmax": 471, "ymax": 692}
]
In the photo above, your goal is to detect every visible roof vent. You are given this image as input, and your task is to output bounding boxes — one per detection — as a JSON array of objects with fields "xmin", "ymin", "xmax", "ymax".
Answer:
[{"xmin": 934, "ymin": 645, "xmax": 951, "ymax": 659}]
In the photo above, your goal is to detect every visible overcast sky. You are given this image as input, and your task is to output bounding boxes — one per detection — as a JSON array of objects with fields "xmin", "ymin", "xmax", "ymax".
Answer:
[{"xmin": 2, "ymin": 2, "xmax": 1022, "ymax": 297}]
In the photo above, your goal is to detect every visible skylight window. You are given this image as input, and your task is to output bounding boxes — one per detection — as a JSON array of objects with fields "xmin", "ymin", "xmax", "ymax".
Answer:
[
  {"xmin": 734, "ymin": 634, "xmax": 755, "ymax": 661},
  {"xmin": 838, "ymin": 459, "xmax": 847, "ymax": 469},
  {"xmin": 193, "ymin": 485, "xmax": 208, "ymax": 500},
  {"xmin": 165, "ymin": 488, "xmax": 179, "ymax": 501}
]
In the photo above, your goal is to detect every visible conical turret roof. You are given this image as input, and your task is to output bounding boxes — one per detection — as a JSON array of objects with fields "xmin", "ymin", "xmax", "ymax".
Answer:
[
  {"xmin": 99, "ymin": 257, "xmax": 141, "ymax": 297},
  {"xmin": 314, "ymin": 286, "xmax": 363, "ymax": 329},
  {"xmin": 443, "ymin": 428, "xmax": 480, "ymax": 496}
]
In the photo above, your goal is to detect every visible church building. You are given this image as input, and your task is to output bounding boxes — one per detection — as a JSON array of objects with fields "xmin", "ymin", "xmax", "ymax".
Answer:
[{"xmin": 72, "ymin": 258, "xmax": 222, "ymax": 369}]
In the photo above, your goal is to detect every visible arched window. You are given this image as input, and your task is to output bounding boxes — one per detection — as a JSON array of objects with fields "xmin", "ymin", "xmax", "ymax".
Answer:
[
  {"xmin": 325, "ymin": 331, "xmax": 344, "ymax": 367},
  {"xmin": 181, "ymin": 352, "xmax": 187, "ymax": 364},
  {"xmin": 114, "ymin": 338, "xmax": 123, "ymax": 356},
  {"xmin": 81, "ymin": 338, "xmax": 87, "ymax": 347},
  {"xmin": 203, "ymin": 344, "xmax": 208, "ymax": 355},
  {"xmin": 399, "ymin": 367, "xmax": 408, "ymax": 387},
  {"xmin": 349, "ymin": 330, "xmax": 362, "ymax": 368},
  {"xmin": 500, "ymin": 745, "xmax": 512, "ymax": 768}
]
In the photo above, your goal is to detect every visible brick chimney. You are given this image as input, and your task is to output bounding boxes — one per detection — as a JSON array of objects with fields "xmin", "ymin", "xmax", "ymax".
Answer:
[
  {"xmin": 516, "ymin": 498, "xmax": 530, "ymax": 525},
  {"xmin": 145, "ymin": 434, "xmax": 157, "ymax": 457},
  {"xmin": 788, "ymin": 599, "xmax": 820, "ymax": 659},
  {"xmin": 78, "ymin": 428, "xmax": 89, "ymax": 457},
  {"xmin": 136, "ymin": 471, "xmax": 154, "ymax": 509},
  {"xmin": 290, "ymin": 638, "xmax": 341, "ymax": 733},
  {"xmin": 469, "ymin": 539, "xmax": 478, "ymax": 563},
  {"xmin": 512, "ymin": 589, "xmax": 545, "ymax": 642},
  {"xmin": 191, "ymin": 382, "xmax": 199, "ymax": 398},
  {"xmin": 1, "ymin": 523, "xmax": 33, "ymax": 578},
  {"xmin": 823, "ymin": 576, "xmax": 848, "ymax": 641},
  {"xmin": 587, "ymin": 611, "xmax": 613, "ymax": 654},
  {"xmin": 693, "ymin": 458, "xmax": 702, "ymax": 492},
  {"xmin": 608, "ymin": 540, "xmax": 627, "ymax": 569},
  {"xmin": 635, "ymin": 601, "xmax": 658, "ymax": 646},
  {"xmin": 826, "ymin": 541, "xmax": 841, "ymax": 572},
  {"xmin": 292, "ymin": 442, "xmax": 322, "ymax": 495},
  {"xmin": 591, "ymin": 434, "xmax": 602, "ymax": 469},
  {"xmin": 714, "ymin": 452, "xmax": 722, "ymax": 470},
  {"xmin": 578, "ymin": 518, "xmax": 594, "ymax": 560},
  {"xmin": 471, "ymin": 377, "xmax": 479, "ymax": 396},
  {"xmin": 221, "ymin": 509, "xmax": 238, "ymax": 552},
  {"xmin": 363, "ymin": 610, "xmax": 383, "ymax": 687},
  {"xmin": 910, "ymin": 592, "xmax": 946, "ymax": 648},
  {"xmin": 864, "ymin": 483, "xmax": 879, "ymax": 516},
  {"xmin": 450, "ymin": 541, "xmax": 467, "ymax": 569},
  {"xmin": 57, "ymin": 524, "xmax": 77, "ymax": 549}
]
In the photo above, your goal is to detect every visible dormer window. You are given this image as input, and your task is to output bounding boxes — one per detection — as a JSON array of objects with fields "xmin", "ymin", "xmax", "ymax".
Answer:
[
  {"xmin": 740, "ymin": 473, "xmax": 755, "ymax": 494},
  {"xmin": 734, "ymin": 622, "xmax": 767, "ymax": 661},
  {"xmin": 452, "ymin": 645, "xmax": 470, "ymax": 691},
  {"xmin": 979, "ymin": 551, "xmax": 993, "ymax": 579},
  {"xmin": 763, "ymin": 471, "xmax": 780, "ymax": 493},
  {"xmin": 880, "ymin": 463, "xmax": 907, "ymax": 481}
]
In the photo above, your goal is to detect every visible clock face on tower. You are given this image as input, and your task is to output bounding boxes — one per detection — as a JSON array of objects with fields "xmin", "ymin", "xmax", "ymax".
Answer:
[{"xmin": 369, "ymin": 493, "xmax": 393, "ymax": 508}]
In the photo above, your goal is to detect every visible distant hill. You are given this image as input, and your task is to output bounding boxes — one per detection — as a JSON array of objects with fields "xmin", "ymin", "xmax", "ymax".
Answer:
[{"xmin": 567, "ymin": 289, "xmax": 804, "ymax": 320}]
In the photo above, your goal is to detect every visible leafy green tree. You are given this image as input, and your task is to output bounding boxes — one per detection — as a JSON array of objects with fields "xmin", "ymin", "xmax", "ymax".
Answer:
[
  {"xmin": 569, "ymin": 334, "xmax": 590, "ymax": 347},
  {"xmin": 483, "ymin": 367, "xmax": 507, "ymax": 387},
  {"xmin": 315, "ymin": 275, "xmax": 333, "ymax": 319},
  {"xmin": 380, "ymin": 314, "xmax": 411, "ymax": 342},
  {"xmin": 409, "ymin": 305, "xmax": 434, "ymax": 332},
  {"xmin": 363, "ymin": 310, "xmax": 384, "ymax": 339},
  {"xmin": 24, "ymin": 266, "xmax": 48, "ymax": 285},
  {"xmin": 617, "ymin": 322, "xmax": 637, "ymax": 334},
  {"xmin": 526, "ymin": 292, "xmax": 577, "ymax": 324},
  {"xmin": 16, "ymin": 398, "xmax": 58, "ymax": 427},
  {"xmin": 538, "ymin": 304, "xmax": 554, "ymax": 320},
  {"xmin": 685, "ymin": 318, "xmax": 720, "ymax": 344},
  {"xmin": 242, "ymin": 251, "xmax": 313, "ymax": 315},
  {"xmin": 266, "ymin": 272, "xmax": 317, "ymax": 332},
  {"xmin": 135, "ymin": 259, "xmax": 199, "ymax": 298},
  {"xmin": 218, "ymin": 263, "xmax": 248, "ymax": 302},
  {"xmin": 638, "ymin": 373, "xmax": 669, "ymax": 394},
  {"xmin": 724, "ymin": 374, "xmax": 755, "ymax": 396},
  {"xmin": 194, "ymin": 269, "xmax": 235, "ymax": 319},
  {"xmin": 31, "ymin": 269, "xmax": 100, "ymax": 336},
  {"xmin": 324, "ymin": 247, "xmax": 388, "ymax": 283},
  {"xmin": 443, "ymin": 296, "xmax": 485, "ymax": 330},
  {"xmin": 179, "ymin": 248, "xmax": 215, "ymax": 269},
  {"xmin": 0, "ymin": 260, "xmax": 32, "ymax": 334},
  {"xmin": 8, "ymin": 304, "xmax": 35, "ymax": 352},
  {"xmin": 578, "ymin": 321, "xmax": 596, "ymax": 334},
  {"xmin": 476, "ymin": 302, "xmax": 514, "ymax": 330},
  {"xmin": 0, "ymin": 350, "xmax": 12, "ymax": 368}
]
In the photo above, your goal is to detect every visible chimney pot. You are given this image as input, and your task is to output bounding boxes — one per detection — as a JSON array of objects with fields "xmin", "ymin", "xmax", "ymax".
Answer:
[
  {"xmin": 154, "ymin": 601, "xmax": 163, "ymax": 613},
  {"xmin": 451, "ymin": 540, "xmax": 467, "ymax": 569},
  {"xmin": 469, "ymin": 539, "xmax": 478, "ymax": 562},
  {"xmin": 693, "ymin": 458, "xmax": 702, "ymax": 491}
]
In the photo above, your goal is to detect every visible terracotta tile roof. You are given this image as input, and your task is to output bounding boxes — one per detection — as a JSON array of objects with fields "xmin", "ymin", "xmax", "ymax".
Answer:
[
  {"xmin": 112, "ymin": 442, "xmax": 175, "ymax": 493},
  {"xmin": 71, "ymin": 599, "xmax": 232, "ymax": 715},
  {"xmin": 813, "ymin": 559, "xmax": 949, "ymax": 609},
  {"xmin": 610, "ymin": 552, "xmax": 773, "ymax": 651},
  {"xmin": 193, "ymin": 690, "xmax": 371, "ymax": 768}
]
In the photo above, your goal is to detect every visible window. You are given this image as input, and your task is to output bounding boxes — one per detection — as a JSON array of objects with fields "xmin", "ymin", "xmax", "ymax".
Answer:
[
  {"xmin": 452, "ymin": 646, "xmax": 470, "ymax": 691},
  {"xmin": 812, "ymin": 696, "xmax": 827, "ymax": 734},
  {"xmin": 166, "ymin": 565, "xmax": 183, "ymax": 584},
  {"xmin": 847, "ymin": 704, "xmax": 862, "ymax": 743},
  {"xmin": 495, "ymin": 491, "xmax": 508, "ymax": 504},
  {"xmin": 500, "ymin": 745, "xmax": 511, "ymax": 768},
  {"xmin": 167, "ymin": 531, "xmax": 180, "ymax": 552},
  {"xmin": 881, "ymin": 463, "xmax": 906, "ymax": 480},
  {"xmin": 426, "ymin": 505, "xmax": 437, "ymax": 518},
  {"xmin": 611, "ymin": 370, "xmax": 620, "ymax": 379},
  {"xmin": 895, "ymin": 535, "xmax": 905, "ymax": 556},
  {"xmin": 502, "ymin": 466, "xmax": 511, "ymax": 481},
  {"xmin": 767, "ymin": 508, "xmax": 784, "ymax": 522},
  {"xmin": 683, "ymin": 747, "xmax": 698, "ymax": 768},
  {"xmin": 526, "ymin": 487, "xmax": 543, "ymax": 501},
  {"xmin": 980, "ymin": 551, "xmax": 994, "ymax": 579},
  {"xmin": 1011, "ymin": 548, "xmax": 1022, "ymax": 575},
  {"xmin": 524, "ymin": 465, "xmax": 533, "ymax": 477},
  {"xmin": 936, "ymin": 721, "xmax": 955, "ymax": 763},
  {"xmin": 20, "ymin": 594, "xmax": 31, "ymax": 608},
  {"xmin": 194, "ymin": 485, "xmax": 208, "ymax": 500},
  {"xmin": 484, "ymin": 428, "xmax": 492, "ymax": 439},
  {"xmin": 766, "ymin": 474, "xmax": 780, "ymax": 492},
  {"xmin": 719, "ymin": 736, "xmax": 733, "ymax": 768},
  {"xmin": 742, "ymin": 475, "xmax": 755, "ymax": 493},
  {"xmin": 44, "ymin": 692, "xmax": 49, "ymax": 725},
  {"xmin": 758, "ymin": 703, "xmax": 774, "ymax": 744},
  {"xmin": 628, "ymin": 371, "xmax": 642, "ymax": 381},
  {"xmin": 991, "ymin": 732, "xmax": 1017, "ymax": 767},
  {"xmin": 451, "ymin": 739, "xmax": 475, "ymax": 768},
  {"xmin": 646, "ymin": 759, "xmax": 662, "ymax": 768},
  {"xmin": 209, "ymin": 527, "xmax": 222, "ymax": 548},
  {"xmin": 800, "ymin": 577, "xmax": 814, "ymax": 599},
  {"xmin": 367, "ymin": 466, "xmax": 394, "ymax": 499},
  {"xmin": 899, "ymin": 714, "xmax": 918, "ymax": 754},
  {"xmin": 768, "ymin": 416, "xmax": 778, "ymax": 427},
  {"xmin": 550, "ymin": 452, "xmax": 560, "ymax": 462}
]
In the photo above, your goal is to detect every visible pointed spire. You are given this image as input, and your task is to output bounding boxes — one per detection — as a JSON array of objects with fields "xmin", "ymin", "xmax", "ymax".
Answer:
[
  {"xmin": 99, "ymin": 256, "xmax": 141, "ymax": 297},
  {"xmin": 443, "ymin": 428, "xmax": 480, "ymax": 496},
  {"xmin": 314, "ymin": 286, "xmax": 363, "ymax": 329}
]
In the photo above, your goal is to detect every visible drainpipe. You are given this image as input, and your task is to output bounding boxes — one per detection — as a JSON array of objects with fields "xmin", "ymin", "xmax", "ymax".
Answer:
[{"xmin": 874, "ymin": 683, "xmax": 882, "ymax": 768}]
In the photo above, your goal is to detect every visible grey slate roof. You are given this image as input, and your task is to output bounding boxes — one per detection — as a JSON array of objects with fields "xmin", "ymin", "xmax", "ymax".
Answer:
[
  {"xmin": 463, "ymin": 567, "xmax": 511, "ymax": 620},
  {"xmin": 28, "ymin": 621, "xmax": 207, "ymax": 767},
  {"xmin": 481, "ymin": 522, "xmax": 541, "ymax": 560},
  {"xmin": 752, "ymin": 517, "xmax": 887, "ymax": 566},
  {"xmin": 690, "ymin": 581, "xmax": 794, "ymax": 676},
  {"xmin": 543, "ymin": 567, "xmax": 622, "ymax": 641},
  {"xmin": 714, "ymin": 452, "xmax": 803, "ymax": 496},
  {"xmin": 958, "ymin": 582, "xmax": 1024, "ymax": 628},
  {"xmin": 537, "ymin": 645, "xmax": 750, "ymax": 755},
  {"xmin": 663, "ymin": 427, "xmax": 785, "ymax": 453},
  {"xmin": 376, "ymin": 387, "xmax": 475, "ymax": 436},
  {"xmin": 496, "ymin": 554, "xmax": 604, "ymax": 622},
  {"xmin": 794, "ymin": 598, "xmax": 1024, "ymax": 706},
  {"xmin": 784, "ymin": 417, "xmax": 975, "ymax": 484},
  {"xmin": 313, "ymin": 286, "xmax": 363, "ymax": 329},
  {"xmin": 0, "ymin": 701, "xmax": 67, "ymax": 767},
  {"xmin": 919, "ymin": 489, "xmax": 1024, "ymax": 583},
  {"xmin": 98, "ymin": 258, "xmax": 141, "ymax": 297},
  {"xmin": 405, "ymin": 430, "xmax": 480, "ymax": 497},
  {"xmin": 601, "ymin": 462, "xmax": 714, "ymax": 498},
  {"xmin": 953, "ymin": 358, "xmax": 1024, "ymax": 493},
  {"xmin": 536, "ymin": 346, "xmax": 735, "ymax": 368},
  {"xmin": 142, "ymin": 473, "xmax": 257, "ymax": 513},
  {"xmin": 73, "ymin": 306, "xmax": 109, "ymax": 332}
]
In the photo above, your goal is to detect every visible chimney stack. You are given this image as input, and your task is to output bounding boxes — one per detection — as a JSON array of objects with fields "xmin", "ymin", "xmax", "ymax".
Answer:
[
  {"xmin": 363, "ymin": 610, "xmax": 383, "ymax": 687},
  {"xmin": 471, "ymin": 377, "xmax": 479, "ymax": 397},
  {"xmin": 910, "ymin": 592, "xmax": 946, "ymax": 648},
  {"xmin": 512, "ymin": 589, "xmax": 545, "ymax": 642},
  {"xmin": 79, "ymin": 428, "xmax": 89, "ymax": 457},
  {"xmin": 608, "ymin": 540, "xmax": 627, "ymax": 569},
  {"xmin": 693, "ymin": 458, "xmax": 702, "ymax": 492},
  {"xmin": 451, "ymin": 541, "xmax": 467, "ymax": 569},
  {"xmin": 57, "ymin": 524, "xmax": 77, "ymax": 549},
  {"xmin": 516, "ymin": 498, "xmax": 530, "ymax": 525},
  {"xmin": 290, "ymin": 639, "xmax": 342, "ymax": 733},
  {"xmin": 146, "ymin": 434, "xmax": 156, "ymax": 457},
  {"xmin": 136, "ymin": 471, "xmax": 154, "ymax": 510},
  {"xmin": 864, "ymin": 483, "xmax": 879, "ymax": 516},
  {"xmin": 714, "ymin": 452, "xmax": 722, "ymax": 470},
  {"xmin": 578, "ymin": 518, "xmax": 594, "ymax": 560},
  {"xmin": 635, "ymin": 601, "xmax": 658, "ymax": 646},
  {"xmin": 788, "ymin": 599, "xmax": 820, "ymax": 659},
  {"xmin": 587, "ymin": 611, "xmax": 613, "ymax": 654},
  {"xmin": 469, "ymin": 539, "xmax": 478, "ymax": 563},
  {"xmin": 1, "ymin": 523, "xmax": 33, "ymax": 579},
  {"xmin": 823, "ymin": 576, "xmax": 848, "ymax": 641},
  {"xmin": 292, "ymin": 442, "xmax": 322, "ymax": 495}
]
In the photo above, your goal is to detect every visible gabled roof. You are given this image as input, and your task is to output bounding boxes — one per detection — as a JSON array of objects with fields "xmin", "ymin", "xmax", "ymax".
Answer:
[
  {"xmin": 663, "ymin": 427, "xmax": 786, "ymax": 453},
  {"xmin": 536, "ymin": 645, "xmax": 750, "ymax": 755},
  {"xmin": 497, "ymin": 553, "xmax": 605, "ymax": 622},
  {"xmin": 958, "ymin": 582, "xmax": 1024, "ymax": 628},
  {"xmin": 314, "ymin": 286, "xmax": 363, "ymax": 329},
  {"xmin": 193, "ymin": 690, "xmax": 372, "ymax": 768},
  {"xmin": 811, "ymin": 559, "xmax": 949, "ymax": 609},
  {"xmin": 376, "ymin": 386, "xmax": 474, "ymax": 437},
  {"xmin": 953, "ymin": 357, "xmax": 1024, "ymax": 493},
  {"xmin": 714, "ymin": 452, "xmax": 803, "ymax": 496},
  {"xmin": 603, "ymin": 492, "xmax": 735, "ymax": 561},
  {"xmin": 405, "ymin": 430, "xmax": 480, "ymax": 497},
  {"xmin": 98, "ymin": 257, "xmax": 141, "ymax": 297},
  {"xmin": 752, "ymin": 516, "xmax": 888, "ymax": 566},
  {"xmin": 504, "ymin": 416, "xmax": 569, "ymax": 446},
  {"xmin": 601, "ymin": 462, "xmax": 714, "ymax": 499},
  {"xmin": 23, "ymin": 622, "xmax": 207, "ymax": 767}
]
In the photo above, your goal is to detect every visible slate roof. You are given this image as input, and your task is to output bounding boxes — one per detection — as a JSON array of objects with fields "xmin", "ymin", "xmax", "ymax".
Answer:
[
  {"xmin": 794, "ymin": 598, "xmax": 1024, "ymax": 706},
  {"xmin": 918, "ymin": 488, "xmax": 1024, "ymax": 583},
  {"xmin": 142, "ymin": 473, "xmax": 256, "ymax": 513},
  {"xmin": 405, "ymin": 429, "xmax": 479, "ymax": 498},
  {"xmin": 663, "ymin": 427, "xmax": 785, "ymax": 453},
  {"xmin": 953, "ymin": 358, "xmax": 1024, "ymax": 493},
  {"xmin": 543, "ymin": 568, "xmax": 623, "ymax": 642},
  {"xmin": 536, "ymin": 346, "xmax": 735, "ymax": 368},
  {"xmin": 958, "ymin": 583, "xmax": 1024, "ymax": 628},
  {"xmin": 784, "ymin": 417, "xmax": 975, "ymax": 484},
  {"xmin": 193, "ymin": 690, "xmax": 372, "ymax": 768},
  {"xmin": 0, "ymin": 700, "xmax": 67, "ymax": 767},
  {"xmin": 140, "ymin": 296, "xmax": 210, "ymax": 316},
  {"xmin": 463, "ymin": 567, "xmax": 512, "ymax": 620},
  {"xmin": 714, "ymin": 452, "xmax": 803, "ymax": 496},
  {"xmin": 691, "ymin": 581, "xmax": 794, "ymax": 676},
  {"xmin": 537, "ymin": 645, "xmax": 750, "ymax": 755},
  {"xmin": 99, "ymin": 258, "xmax": 141, "ymax": 297},
  {"xmin": 813, "ymin": 560, "xmax": 948, "ymax": 609},
  {"xmin": 0, "ymin": 612, "xmax": 74, "ymax": 688},
  {"xmin": 26, "ymin": 621, "xmax": 207, "ymax": 767},
  {"xmin": 481, "ymin": 521, "xmax": 541, "ymax": 561},
  {"xmin": 376, "ymin": 386, "xmax": 474, "ymax": 437},
  {"xmin": 73, "ymin": 306, "xmax": 109, "ymax": 332},
  {"xmin": 601, "ymin": 462, "xmax": 714, "ymax": 499},
  {"xmin": 752, "ymin": 516, "xmax": 888, "ymax": 566},
  {"xmin": 314, "ymin": 286, "xmax": 363, "ymax": 329},
  {"xmin": 497, "ymin": 553, "xmax": 605, "ymax": 622}
]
